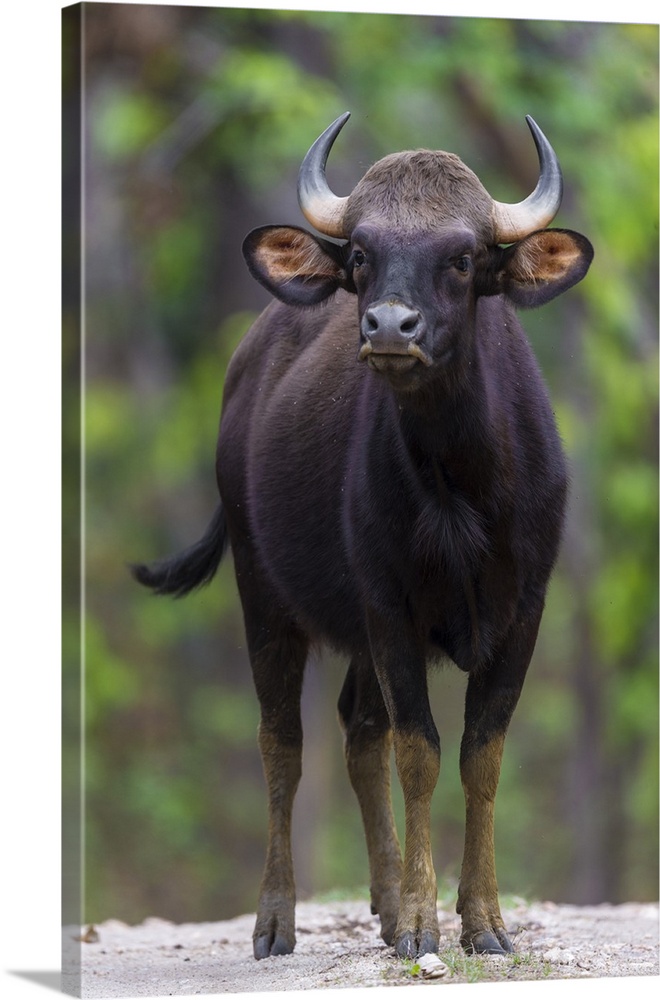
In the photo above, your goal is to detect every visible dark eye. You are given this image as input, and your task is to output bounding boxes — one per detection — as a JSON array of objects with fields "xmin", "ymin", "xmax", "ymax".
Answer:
[
  {"xmin": 353, "ymin": 249, "xmax": 366, "ymax": 268},
  {"xmin": 454, "ymin": 256, "xmax": 471, "ymax": 273}
]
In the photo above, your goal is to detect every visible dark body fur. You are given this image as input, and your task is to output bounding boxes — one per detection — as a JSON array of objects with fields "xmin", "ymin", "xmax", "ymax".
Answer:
[
  {"xmin": 219, "ymin": 291, "xmax": 565, "ymax": 674},
  {"xmin": 133, "ymin": 119, "xmax": 592, "ymax": 962}
]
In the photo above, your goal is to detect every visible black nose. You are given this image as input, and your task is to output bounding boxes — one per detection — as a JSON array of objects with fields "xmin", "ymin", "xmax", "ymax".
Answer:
[{"xmin": 361, "ymin": 300, "xmax": 425, "ymax": 356}]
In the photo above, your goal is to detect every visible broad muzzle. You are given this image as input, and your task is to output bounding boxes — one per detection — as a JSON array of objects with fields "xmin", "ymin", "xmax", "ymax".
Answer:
[{"xmin": 359, "ymin": 299, "xmax": 432, "ymax": 369}]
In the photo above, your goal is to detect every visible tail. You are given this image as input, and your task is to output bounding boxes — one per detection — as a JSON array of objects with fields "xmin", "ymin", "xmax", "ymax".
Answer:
[{"xmin": 131, "ymin": 503, "xmax": 229, "ymax": 598}]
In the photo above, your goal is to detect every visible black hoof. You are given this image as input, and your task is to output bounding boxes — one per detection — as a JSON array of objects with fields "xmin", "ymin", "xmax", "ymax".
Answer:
[
  {"xmin": 395, "ymin": 930, "xmax": 438, "ymax": 959},
  {"xmin": 253, "ymin": 934, "xmax": 295, "ymax": 960},
  {"xmin": 462, "ymin": 929, "xmax": 513, "ymax": 955}
]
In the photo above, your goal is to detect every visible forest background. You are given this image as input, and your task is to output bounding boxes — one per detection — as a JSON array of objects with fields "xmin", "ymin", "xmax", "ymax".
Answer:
[{"xmin": 62, "ymin": 2, "xmax": 659, "ymax": 928}]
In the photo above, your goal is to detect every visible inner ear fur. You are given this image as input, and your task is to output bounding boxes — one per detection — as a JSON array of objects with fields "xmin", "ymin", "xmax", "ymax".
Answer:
[
  {"xmin": 499, "ymin": 229, "xmax": 594, "ymax": 307},
  {"xmin": 243, "ymin": 225, "xmax": 350, "ymax": 306}
]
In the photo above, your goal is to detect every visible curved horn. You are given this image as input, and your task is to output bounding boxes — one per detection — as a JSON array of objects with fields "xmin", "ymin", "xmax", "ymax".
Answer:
[
  {"xmin": 491, "ymin": 116, "xmax": 563, "ymax": 243},
  {"xmin": 297, "ymin": 112, "xmax": 351, "ymax": 238}
]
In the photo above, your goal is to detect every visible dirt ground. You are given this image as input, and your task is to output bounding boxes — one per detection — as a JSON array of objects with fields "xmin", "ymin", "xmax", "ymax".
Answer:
[{"xmin": 62, "ymin": 897, "xmax": 658, "ymax": 998}]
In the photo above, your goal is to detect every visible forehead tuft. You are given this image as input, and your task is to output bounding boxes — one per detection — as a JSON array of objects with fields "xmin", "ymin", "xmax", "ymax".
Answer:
[{"xmin": 344, "ymin": 150, "xmax": 494, "ymax": 238}]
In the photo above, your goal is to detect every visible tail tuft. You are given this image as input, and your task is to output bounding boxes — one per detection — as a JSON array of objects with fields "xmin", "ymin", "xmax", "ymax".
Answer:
[{"xmin": 131, "ymin": 504, "xmax": 228, "ymax": 598}]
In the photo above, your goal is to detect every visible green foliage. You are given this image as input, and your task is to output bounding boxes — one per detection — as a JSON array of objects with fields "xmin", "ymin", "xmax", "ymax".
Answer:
[
  {"xmin": 95, "ymin": 89, "xmax": 169, "ymax": 161},
  {"xmin": 438, "ymin": 949, "xmax": 488, "ymax": 983},
  {"xmin": 65, "ymin": 6, "xmax": 659, "ymax": 925}
]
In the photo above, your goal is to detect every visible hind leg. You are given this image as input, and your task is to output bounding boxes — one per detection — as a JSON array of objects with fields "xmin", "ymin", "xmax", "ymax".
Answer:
[
  {"xmin": 338, "ymin": 654, "xmax": 403, "ymax": 945},
  {"xmin": 252, "ymin": 642, "xmax": 306, "ymax": 959},
  {"xmin": 234, "ymin": 551, "xmax": 308, "ymax": 959},
  {"xmin": 251, "ymin": 627, "xmax": 307, "ymax": 959}
]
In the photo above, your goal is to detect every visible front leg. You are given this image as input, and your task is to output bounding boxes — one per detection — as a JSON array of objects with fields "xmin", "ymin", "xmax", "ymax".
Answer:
[
  {"xmin": 392, "ymin": 730, "xmax": 441, "ymax": 958},
  {"xmin": 367, "ymin": 609, "xmax": 441, "ymax": 958},
  {"xmin": 457, "ymin": 729, "xmax": 513, "ymax": 954},
  {"xmin": 457, "ymin": 611, "xmax": 541, "ymax": 954}
]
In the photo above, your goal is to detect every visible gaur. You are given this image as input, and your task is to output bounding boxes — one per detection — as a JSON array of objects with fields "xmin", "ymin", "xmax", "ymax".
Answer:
[{"xmin": 133, "ymin": 113, "xmax": 593, "ymax": 959}]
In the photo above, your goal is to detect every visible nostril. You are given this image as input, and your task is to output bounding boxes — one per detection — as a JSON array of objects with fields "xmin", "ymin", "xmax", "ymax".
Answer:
[
  {"xmin": 400, "ymin": 313, "xmax": 420, "ymax": 334},
  {"xmin": 365, "ymin": 309, "xmax": 379, "ymax": 333}
]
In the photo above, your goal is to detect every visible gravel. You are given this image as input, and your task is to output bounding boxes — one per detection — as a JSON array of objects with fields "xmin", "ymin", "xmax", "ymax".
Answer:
[{"xmin": 63, "ymin": 898, "xmax": 659, "ymax": 998}]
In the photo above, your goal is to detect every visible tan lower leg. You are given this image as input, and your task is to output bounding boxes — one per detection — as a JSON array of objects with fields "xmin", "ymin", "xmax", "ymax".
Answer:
[
  {"xmin": 457, "ymin": 733, "xmax": 507, "ymax": 946},
  {"xmin": 346, "ymin": 731, "xmax": 402, "ymax": 941},
  {"xmin": 392, "ymin": 732, "xmax": 441, "ymax": 953},
  {"xmin": 253, "ymin": 727, "xmax": 301, "ymax": 956}
]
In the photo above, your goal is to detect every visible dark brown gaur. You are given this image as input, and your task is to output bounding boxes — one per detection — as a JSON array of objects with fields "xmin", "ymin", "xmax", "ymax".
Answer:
[{"xmin": 133, "ymin": 113, "xmax": 593, "ymax": 961}]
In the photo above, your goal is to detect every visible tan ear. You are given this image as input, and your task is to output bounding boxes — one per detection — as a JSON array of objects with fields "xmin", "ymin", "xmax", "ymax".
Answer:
[
  {"xmin": 252, "ymin": 227, "xmax": 342, "ymax": 283},
  {"xmin": 243, "ymin": 226, "xmax": 349, "ymax": 305},
  {"xmin": 502, "ymin": 229, "xmax": 594, "ymax": 307}
]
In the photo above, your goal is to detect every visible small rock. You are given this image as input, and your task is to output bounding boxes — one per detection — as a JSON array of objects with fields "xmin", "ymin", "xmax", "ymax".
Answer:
[
  {"xmin": 417, "ymin": 953, "xmax": 449, "ymax": 979},
  {"xmin": 543, "ymin": 947, "xmax": 576, "ymax": 964}
]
